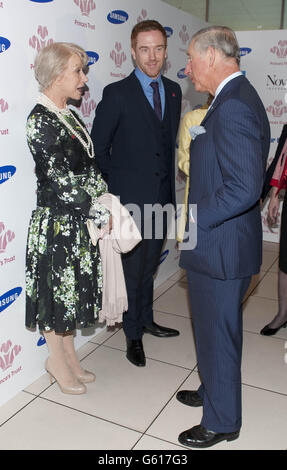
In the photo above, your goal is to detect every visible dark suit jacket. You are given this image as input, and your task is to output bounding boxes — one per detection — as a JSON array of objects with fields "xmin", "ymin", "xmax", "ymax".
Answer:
[
  {"xmin": 180, "ymin": 75, "xmax": 270, "ymax": 280},
  {"xmin": 91, "ymin": 71, "xmax": 182, "ymax": 208},
  {"xmin": 261, "ymin": 124, "xmax": 287, "ymax": 200}
]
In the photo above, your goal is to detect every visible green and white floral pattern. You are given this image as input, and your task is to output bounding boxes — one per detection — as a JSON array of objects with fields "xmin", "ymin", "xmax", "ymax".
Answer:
[{"xmin": 25, "ymin": 105, "xmax": 108, "ymax": 333}]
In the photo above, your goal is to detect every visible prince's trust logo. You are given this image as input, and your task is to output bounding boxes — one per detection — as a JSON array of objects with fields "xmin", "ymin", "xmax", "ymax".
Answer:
[
  {"xmin": 137, "ymin": 8, "xmax": 147, "ymax": 24},
  {"xmin": 266, "ymin": 100, "xmax": 287, "ymax": 123},
  {"xmin": 74, "ymin": 0, "xmax": 96, "ymax": 17},
  {"xmin": 0, "ymin": 340, "xmax": 21, "ymax": 373},
  {"xmin": 178, "ymin": 25, "xmax": 190, "ymax": 53},
  {"xmin": 79, "ymin": 91, "xmax": 96, "ymax": 119},
  {"xmin": 0, "ymin": 340, "xmax": 22, "ymax": 387},
  {"xmin": 110, "ymin": 42, "xmax": 127, "ymax": 79},
  {"xmin": 0, "ymin": 98, "xmax": 8, "ymax": 113},
  {"xmin": 110, "ymin": 42, "xmax": 127, "ymax": 68},
  {"xmin": 270, "ymin": 40, "xmax": 287, "ymax": 65},
  {"xmin": 0, "ymin": 221, "xmax": 15, "ymax": 255},
  {"xmin": 29, "ymin": 26, "xmax": 53, "ymax": 53},
  {"xmin": 179, "ymin": 25, "xmax": 189, "ymax": 45}
]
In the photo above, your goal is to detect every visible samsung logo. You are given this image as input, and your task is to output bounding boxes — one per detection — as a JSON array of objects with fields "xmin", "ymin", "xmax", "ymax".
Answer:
[
  {"xmin": 0, "ymin": 37, "xmax": 11, "ymax": 54},
  {"xmin": 0, "ymin": 287, "xmax": 22, "ymax": 313},
  {"xmin": 240, "ymin": 47, "xmax": 252, "ymax": 56},
  {"xmin": 86, "ymin": 51, "xmax": 99, "ymax": 66},
  {"xmin": 107, "ymin": 10, "xmax": 129, "ymax": 24},
  {"xmin": 159, "ymin": 249, "xmax": 169, "ymax": 264},
  {"xmin": 177, "ymin": 68, "xmax": 187, "ymax": 79},
  {"xmin": 0, "ymin": 166, "xmax": 16, "ymax": 184},
  {"xmin": 164, "ymin": 27, "xmax": 173, "ymax": 38}
]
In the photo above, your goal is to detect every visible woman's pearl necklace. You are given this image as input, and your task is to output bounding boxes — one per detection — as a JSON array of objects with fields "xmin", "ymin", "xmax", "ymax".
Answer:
[{"xmin": 37, "ymin": 93, "xmax": 95, "ymax": 159}]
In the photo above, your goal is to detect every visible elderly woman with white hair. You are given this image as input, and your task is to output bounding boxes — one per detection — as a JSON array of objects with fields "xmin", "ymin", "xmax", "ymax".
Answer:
[{"xmin": 25, "ymin": 42, "xmax": 111, "ymax": 394}]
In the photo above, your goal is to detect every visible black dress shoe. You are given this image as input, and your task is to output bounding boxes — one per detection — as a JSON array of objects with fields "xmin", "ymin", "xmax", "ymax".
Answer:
[
  {"xmin": 260, "ymin": 320, "xmax": 287, "ymax": 336},
  {"xmin": 176, "ymin": 390, "xmax": 203, "ymax": 407},
  {"xmin": 126, "ymin": 339, "xmax": 146, "ymax": 367},
  {"xmin": 178, "ymin": 424, "xmax": 240, "ymax": 448},
  {"xmin": 143, "ymin": 322, "xmax": 179, "ymax": 337}
]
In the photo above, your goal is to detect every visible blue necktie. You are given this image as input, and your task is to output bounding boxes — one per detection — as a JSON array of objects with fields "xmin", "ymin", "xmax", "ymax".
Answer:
[{"xmin": 150, "ymin": 81, "xmax": 162, "ymax": 120}]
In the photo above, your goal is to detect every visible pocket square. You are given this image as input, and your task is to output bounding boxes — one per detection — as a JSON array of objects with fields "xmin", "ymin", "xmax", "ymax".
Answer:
[{"xmin": 189, "ymin": 125, "xmax": 206, "ymax": 140}]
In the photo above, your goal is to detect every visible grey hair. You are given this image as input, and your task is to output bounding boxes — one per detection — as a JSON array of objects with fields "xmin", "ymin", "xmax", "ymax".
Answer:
[
  {"xmin": 34, "ymin": 42, "xmax": 89, "ymax": 92},
  {"xmin": 192, "ymin": 26, "xmax": 240, "ymax": 66}
]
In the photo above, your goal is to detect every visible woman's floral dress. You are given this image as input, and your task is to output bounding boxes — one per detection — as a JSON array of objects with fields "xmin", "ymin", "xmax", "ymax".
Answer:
[{"xmin": 25, "ymin": 104, "xmax": 110, "ymax": 334}]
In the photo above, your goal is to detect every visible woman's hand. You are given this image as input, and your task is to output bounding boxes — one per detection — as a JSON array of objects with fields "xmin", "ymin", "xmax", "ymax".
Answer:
[
  {"xmin": 107, "ymin": 215, "xmax": 113, "ymax": 234},
  {"xmin": 267, "ymin": 188, "xmax": 280, "ymax": 225}
]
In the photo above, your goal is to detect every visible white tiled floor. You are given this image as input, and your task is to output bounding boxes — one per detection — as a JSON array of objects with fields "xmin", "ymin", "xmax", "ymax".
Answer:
[{"xmin": 1, "ymin": 241, "xmax": 287, "ymax": 450}]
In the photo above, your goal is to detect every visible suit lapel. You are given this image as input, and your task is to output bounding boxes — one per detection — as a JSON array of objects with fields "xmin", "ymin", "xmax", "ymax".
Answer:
[
  {"xmin": 129, "ymin": 71, "xmax": 179, "ymax": 140},
  {"xmin": 129, "ymin": 71, "xmax": 160, "ymax": 132}
]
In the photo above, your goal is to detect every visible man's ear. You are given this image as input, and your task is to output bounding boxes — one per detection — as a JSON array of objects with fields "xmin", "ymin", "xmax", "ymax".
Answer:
[
  {"xmin": 207, "ymin": 46, "xmax": 216, "ymax": 67},
  {"xmin": 131, "ymin": 47, "xmax": 136, "ymax": 62}
]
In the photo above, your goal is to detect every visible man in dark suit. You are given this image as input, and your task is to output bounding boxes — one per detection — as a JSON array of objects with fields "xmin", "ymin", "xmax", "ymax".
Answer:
[
  {"xmin": 177, "ymin": 26, "xmax": 270, "ymax": 448},
  {"xmin": 91, "ymin": 20, "xmax": 181, "ymax": 367}
]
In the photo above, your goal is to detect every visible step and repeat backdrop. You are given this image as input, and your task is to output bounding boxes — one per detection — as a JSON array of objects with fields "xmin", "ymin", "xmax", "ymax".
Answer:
[
  {"xmin": 0, "ymin": 0, "xmax": 207, "ymax": 406},
  {"xmin": 0, "ymin": 0, "xmax": 286, "ymax": 406}
]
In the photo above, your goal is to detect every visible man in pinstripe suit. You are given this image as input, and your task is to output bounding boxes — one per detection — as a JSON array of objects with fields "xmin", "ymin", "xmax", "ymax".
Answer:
[{"xmin": 177, "ymin": 26, "xmax": 270, "ymax": 448}]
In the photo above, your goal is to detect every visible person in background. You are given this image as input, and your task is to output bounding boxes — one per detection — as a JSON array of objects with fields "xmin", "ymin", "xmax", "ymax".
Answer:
[
  {"xmin": 260, "ymin": 124, "xmax": 287, "ymax": 336},
  {"xmin": 91, "ymin": 20, "xmax": 181, "ymax": 367},
  {"xmin": 177, "ymin": 26, "xmax": 270, "ymax": 448},
  {"xmin": 177, "ymin": 94, "xmax": 213, "ymax": 242},
  {"xmin": 26, "ymin": 42, "xmax": 111, "ymax": 394}
]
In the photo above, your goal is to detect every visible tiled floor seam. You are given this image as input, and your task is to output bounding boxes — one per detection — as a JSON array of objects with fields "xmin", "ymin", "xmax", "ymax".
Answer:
[
  {"xmin": 134, "ymin": 367, "xmax": 197, "ymax": 440},
  {"xmin": 79, "ymin": 341, "xmax": 102, "ymax": 357},
  {"xmin": 132, "ymin": 433, "xmax": 188, "ymax": 450},
  {"xmin": 30, "ymin": 395, "xmax": 146, "ymax": 436},
  {"xmin": 97, "ymin": 343, "xmax": 197, "ymax": 371},
  {"xmin": 153, "ymin": 309, "xmax": 191, "ymax": 319},
  {"xmin": 88, "ymin": 329, "xmax": 122, "ymax": 347},
  {"xmin": 242, "ymin": 328, "xmax": 286, "ymax": 341},
  {"xmin": 153, "ymin": 277, "xmax": 184, "ymax": 301},
  {"xmin": 0, "ymin": 394, "xmax": 38, "ymax": 429},
  {"xmin": 243, "ymin": 271, "xmax": 270, "ymax": 303},
  {"xmin": 241, "ymin": 382, "xmax": 287, "ymax": 398}
]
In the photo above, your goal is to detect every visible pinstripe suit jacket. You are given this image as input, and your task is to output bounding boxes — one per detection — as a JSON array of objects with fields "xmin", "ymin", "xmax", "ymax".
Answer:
[{"xmin": 180, "ymin": 75, "xmax": 270, "ymax": 280}]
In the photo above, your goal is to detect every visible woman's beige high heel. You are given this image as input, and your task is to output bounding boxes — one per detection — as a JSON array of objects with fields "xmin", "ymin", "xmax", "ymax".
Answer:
[
  {"xmin": 76, "ymin": 370, "xmax": 96, "ymax": 383},
  {"xmin": 62, "ymin": 333, "xmax": 96, "ymax": 384},
  {"xmin": 45, "ymin": 358, "xmax": 87, "ymax": 395},
  {"xmin": 43, "ymin": 331, "xmax": 87, "ymax": 395}
]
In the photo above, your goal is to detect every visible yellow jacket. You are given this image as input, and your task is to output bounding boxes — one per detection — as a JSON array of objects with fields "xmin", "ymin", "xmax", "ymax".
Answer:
[{"xmin": 177, "ymin": 106, "xmax": 208, "ymax": 242}]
